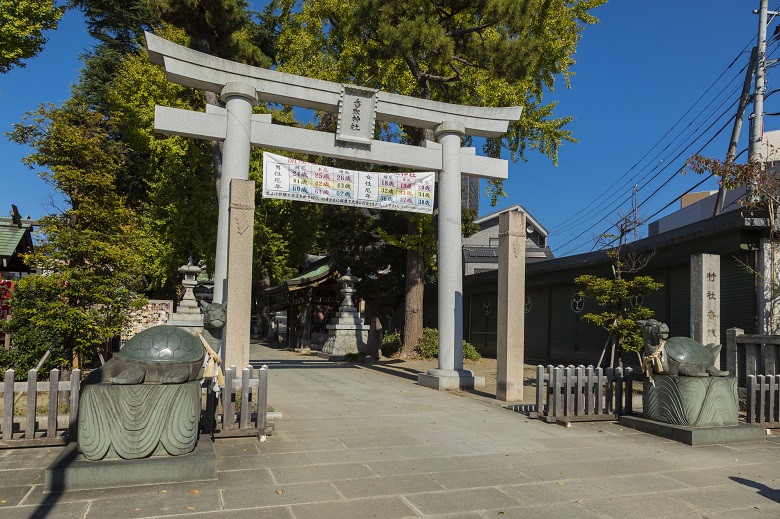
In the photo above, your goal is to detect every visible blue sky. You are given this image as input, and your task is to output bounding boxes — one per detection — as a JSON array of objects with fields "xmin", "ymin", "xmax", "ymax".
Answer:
[{"xmin": 0, "ymin": 1, "xmax": 770, "ymax": 255}]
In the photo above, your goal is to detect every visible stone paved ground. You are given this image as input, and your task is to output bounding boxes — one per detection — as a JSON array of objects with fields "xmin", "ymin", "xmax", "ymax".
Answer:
[{"xmin": 1, "ymin": 341, "xmax": 779, "ymax": 518}]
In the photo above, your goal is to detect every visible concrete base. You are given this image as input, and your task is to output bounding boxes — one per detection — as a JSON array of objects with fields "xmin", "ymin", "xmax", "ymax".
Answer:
[
  {"xmin": 619, "ymin": 415, "xmax": 766, "ymax": 446},
  {"xmin": 418, "ymin": 369, "xmax": 485, "ymax": 390},
  {"xmin": 45, "ymin": 438, "xmax": 217, "ymax": 492}
]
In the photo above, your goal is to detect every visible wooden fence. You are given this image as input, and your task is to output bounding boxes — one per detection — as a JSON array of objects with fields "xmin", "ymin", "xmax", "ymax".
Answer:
[
  {"xmin": 726, "ymin": 328, "xmax": 780, "ymax": 399},
  {"xmin": 1, "ymin": 368, "xmax": 81, "ymax": 448},
  {"xmin": 206, "ymin": 365, "xmax": 273, "ymax": 439},
  {"xmin": 0, "ymin": 365, "xmax": 272, "ymax": 448},
  {"xmin": 746, "ymin": 374, "xmax": 780, "ymax": 426},
  {"xmin": 527, "ymin": 365, "xmax": 636, "ymax": 426}
]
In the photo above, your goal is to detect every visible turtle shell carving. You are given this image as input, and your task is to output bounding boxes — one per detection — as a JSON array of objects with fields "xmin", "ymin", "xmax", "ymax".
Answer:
[
  {"xmin": 664, "ymin": 336, "xmax": 715, "ymax": 364},
  {"xmin": 86, "ymin": 326, "xmax": 204, "ymax": 385},
  {"xmin": 119, "ymin": 326, "xmax": 204, "ymax": 363}
]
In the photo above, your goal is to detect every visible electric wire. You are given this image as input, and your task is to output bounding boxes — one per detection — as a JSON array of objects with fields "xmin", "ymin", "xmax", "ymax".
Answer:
[
  {"xmin": 549, "ymin": 37, "xmax": 756, "ymax": 235},
  {"xmin": 553, "ymin": 31, "xmax": 780, "ymax": 256}
]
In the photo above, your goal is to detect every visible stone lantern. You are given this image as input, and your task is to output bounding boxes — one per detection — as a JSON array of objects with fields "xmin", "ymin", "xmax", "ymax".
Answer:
[
  {"xmin": 167, "ymin": 257, "xmax": 205, "ymax": 332},
  {"xmin": 321, "ymin": 268, "xmax": 370, "ymax": 359}
]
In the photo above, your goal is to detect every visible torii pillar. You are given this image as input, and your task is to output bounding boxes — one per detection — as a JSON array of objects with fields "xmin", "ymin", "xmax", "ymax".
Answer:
[{"xmin": 417, "ymin": 122, "xmax": 484, "ymax": 390}]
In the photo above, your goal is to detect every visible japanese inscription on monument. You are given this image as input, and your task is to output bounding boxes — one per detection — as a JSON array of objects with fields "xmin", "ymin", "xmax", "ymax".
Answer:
[
  {"xmin": 336, "ymin": 84, "xmax": 378, "ymax": 146},
  {"xmin": 262, "ymin": 152, "xmax": 435, "ymax": 214}
]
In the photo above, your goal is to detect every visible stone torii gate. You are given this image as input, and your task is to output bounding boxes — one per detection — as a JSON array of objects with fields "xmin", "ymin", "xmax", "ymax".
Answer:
[{"xmin": 146, "ymin": 32, "xmax": 521, "ymax": 390}]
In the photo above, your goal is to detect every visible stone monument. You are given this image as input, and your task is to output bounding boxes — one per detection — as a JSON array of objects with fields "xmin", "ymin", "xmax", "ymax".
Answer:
[
  {"xmin": 78, "ymin": 326, "xmax": 204, "ymax": 460},
  {"xmin": 321, "ymin": 268, "xmax": 370, "ymax": 359},
  {"xmin": 639, "ymin": 319, "xmax": 737, "ymax": 427}
]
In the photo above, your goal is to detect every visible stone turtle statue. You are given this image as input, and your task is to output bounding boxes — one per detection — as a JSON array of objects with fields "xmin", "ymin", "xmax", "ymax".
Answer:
[
  {"xmin": 638, "ymin": 319, "xmax": 728, "ymax": 377},
  {"xmin": 86, "ymin": 325, "xmax": 204, "ymax": 385}
]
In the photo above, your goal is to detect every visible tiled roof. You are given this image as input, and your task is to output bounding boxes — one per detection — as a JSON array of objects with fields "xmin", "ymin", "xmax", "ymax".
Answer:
[
  {"xmin": 265, "ymin": 257, "xmax": 338, "ymax": 295},
  {"xmin": 0, "ymin": 219, "xmax": 33, "ymax": 258}
]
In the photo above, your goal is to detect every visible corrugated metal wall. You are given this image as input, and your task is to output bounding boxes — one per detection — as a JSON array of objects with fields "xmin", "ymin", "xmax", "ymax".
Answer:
[
  {"xmin": 549, "ymin": 284, "xmax": 608, "ymax": 367},
  {"xmin": 667, "ymin": 264, "xmax": 691, "ymax": 337},
  {"xmin": 468, "ymin": 292, "xmax": 497, "ymax": 357},
  {"xmin": 525, "ymin": 286, "xmax": 549, "ymax": 364},
  {"xmin": 721, "ymin": 254, "xmax": 756, "ymax": 335}
]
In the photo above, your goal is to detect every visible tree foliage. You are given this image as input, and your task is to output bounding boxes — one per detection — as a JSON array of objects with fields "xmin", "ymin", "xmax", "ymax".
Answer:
[
  {"xmin": 6, "ymin": 100, "xmax": 146, "ymax": 365},
  {"xmin": 685, "ymin": 154, "xmax": 780, "ymax": 329},
  {"xmin": 0, "ymin": 0, "xmax": 63, "ymax": 73},
  {"xmin": 575, "ymin": 216, "xmax": 662, "ymax": 365},
  {"xmin": 274, "ymin": 0, "xmax": 605, "ymax": 352}
]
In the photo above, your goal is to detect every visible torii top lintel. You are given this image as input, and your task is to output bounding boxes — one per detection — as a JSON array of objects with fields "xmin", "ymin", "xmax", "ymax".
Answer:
[{"xmin": 145, "ymin": 32, "xmax": 522, "ymax": 138}]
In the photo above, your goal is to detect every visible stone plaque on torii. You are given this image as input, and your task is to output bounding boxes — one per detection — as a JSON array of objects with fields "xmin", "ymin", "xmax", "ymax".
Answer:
[{"xmin": 146, "ymin": 32, "xmax": 521, "ymax": 389}]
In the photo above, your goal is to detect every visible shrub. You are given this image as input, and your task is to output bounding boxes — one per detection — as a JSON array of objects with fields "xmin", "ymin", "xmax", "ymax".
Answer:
[
  {"xmin": 416, "ymin": 327, "xmax": 481, "ymax": 361},
  {"xmin": 380, "ymin": 331, "xmax": 402, "ymax": 357}
]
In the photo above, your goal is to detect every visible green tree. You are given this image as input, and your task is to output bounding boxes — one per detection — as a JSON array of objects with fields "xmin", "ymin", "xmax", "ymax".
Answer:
[
  {"xmin": 274, "ymin": 0, "xmax": 606, "ymax": 354},
  {"xmin": 685, "ymin": 154, "xmax": 780, "ymax": 331},
  {"xmin": 0, "ymin": 0, "xmax": 63, "ymax": 73},
  {"xmin": 6, "ymin": 100, "xmax": 147, "ymax": 367},
  {"xmin": 575, "ymin": 216, "xmax": 662, "ymax": 368}
]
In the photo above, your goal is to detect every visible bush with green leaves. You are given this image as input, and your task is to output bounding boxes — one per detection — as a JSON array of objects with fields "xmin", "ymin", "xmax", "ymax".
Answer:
[
  {"xmin": 416, "ymin": 328, "xmax": 481, "ymax": 361},
  {"xmin": 380, "ymin": 331, "xmax": 402, "ymax": 357}
]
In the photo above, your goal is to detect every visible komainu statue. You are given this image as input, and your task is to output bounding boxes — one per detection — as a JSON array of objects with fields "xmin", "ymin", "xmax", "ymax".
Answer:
[
  {"xmin": 78, "ymin": 326, "xmax": 205, "ymax": 461},
  {"xmin": 637, "ymin": 319, "xmax": 737, "ymax": 427},
  {"xmin": 638, "ymin": 319, "xmax": 729, "ymax": 378}
]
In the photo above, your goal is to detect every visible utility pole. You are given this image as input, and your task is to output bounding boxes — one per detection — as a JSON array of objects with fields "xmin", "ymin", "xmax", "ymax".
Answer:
[
  {"xmin": 749, "ymin": 0, "xmax": 768, "ymax": 168},
  {"xmin": 632, "ymin": 184, "xmax": 639, "ymax": 241},
  {"xmin": 713, "ymin": 47, "xmax": 757, "ymax": 216}
]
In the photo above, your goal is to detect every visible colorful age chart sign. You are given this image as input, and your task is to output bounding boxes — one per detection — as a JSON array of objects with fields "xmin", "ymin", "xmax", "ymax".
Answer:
[{"xmin": 262, "ymin": 152, "xmax": 435, "ymax": 214}]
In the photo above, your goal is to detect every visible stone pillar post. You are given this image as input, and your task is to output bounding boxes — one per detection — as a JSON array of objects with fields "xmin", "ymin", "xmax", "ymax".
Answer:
[
  {"xmin": 497, "ymin": 210, "xmax": 525, "ymax": 401},
  {"xmin": 213, "ymin": 82, "xmax": 257, "ymax": 304},
  {"xmin": 691, "ymin": 253, "xmax": 720, "ymax": 365},
  {"xmin": 418, "ymin": 121, "xmax": 484, "ymax": 391},
  {"xmin": 223, "ymin": 178, "xmax": 256, "ymax": 371}
]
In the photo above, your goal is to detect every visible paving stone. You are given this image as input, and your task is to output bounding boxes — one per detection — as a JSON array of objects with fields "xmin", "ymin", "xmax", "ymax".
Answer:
[
  {"xmin": 1, "ymin": 501, "xmax": 90, "ymax": 519},
  {"xmin": 289, "ymin": 496, "xmax": 419, "ymax": 519},
  {"xmin": 427, "ymin": 467, "xmax": 534, "ymax": 489},
  {"xmin": 515, "ymin": 461, "xmax": 613, "ymax": 482},
  {"xmin": 221, "ymin": 480, "xmax": 342, "ymax": 509},
  {"xmin": 365, "ymin": 456, "xmax": 462, "ymax": 477},
  {"xmin": 664, "ymin": 484, "xmax": 780, "ymax": 512},
  {"xmin": 587, "ymin": 473, "xmax": 693, "ymax": 496},
  {"xmin": 339, "ymin": 434, "xmax": 423, "ymax": 449},
  {"xmin": 500, "ymin": 479, "xmax": 612, "ymax": 505},
  {"xmin": 581, "ymin": 492, "xmax": 701, "ymax": 518},
  {"xmin": 0, "ymin": 448, "xmax": 61, "ymax": 469},
  {"xmin": 403, "ymin": 487, "xmax": 520, "ymax": 515},
  {"xmin": 0, "ymin": 485, "xmax": 35, "ymax": 506},
  {"xmin": 0, "ymin": 468, "xmax": 45, "ymax": 487},
  {"xmin": 586, "ymin": 456, "xmax": 679, "ymax": 476},
  {"xmin": 216, "ymin": 468, "xmax": 275, "ymax": 488},
  {"xmin": 270, "ymin": 462, "xmax": 376, "ymax": 484},
  {"xmin": 485, "ymin": 502, "xmax": 605, "ymax": 519},
  {"xmin": 257, "ymin": 437, "xmax": 346, "ymax": 454},
  {"xmin": 170, "ymin": 505, "xmax": 295, "ymax": 519},
  {"xmin": 333, "ymin": 473, "xmax": 443, "ymax": 498},
  {"xmin": 216, "ymin": 451, "xmax": 313, "ymax": 470},
  {"xmin": 307, "ymin": 446, "xmax": 409, "ymax": 464},
  {"xmin": 93, "ymin": 488, "xmax": 222, "ymax": 518}
]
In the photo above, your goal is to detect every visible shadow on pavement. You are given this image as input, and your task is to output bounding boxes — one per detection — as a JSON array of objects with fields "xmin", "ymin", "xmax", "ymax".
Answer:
[{"xmin": 730, "ymin": 476, "xmax": 780, "ymax": 504}]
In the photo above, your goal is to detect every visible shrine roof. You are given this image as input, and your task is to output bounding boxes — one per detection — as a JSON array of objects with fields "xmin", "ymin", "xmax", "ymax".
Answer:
[
  {"xmin": 0, "ymin": 217, "xmax": 34, "ymax": 260},
  {"xmin": 266, "ymin": 257, "xmax": 338, "ymax": 296}
]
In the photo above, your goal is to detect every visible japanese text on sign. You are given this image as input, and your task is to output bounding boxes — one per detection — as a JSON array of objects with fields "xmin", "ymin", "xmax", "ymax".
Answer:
[{"xmin": 262, "ymin": 152, "xmax": 435, "ymax": 214}]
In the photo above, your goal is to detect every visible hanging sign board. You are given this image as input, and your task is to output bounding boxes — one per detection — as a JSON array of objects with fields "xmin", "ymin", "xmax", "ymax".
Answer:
[{"xmin": 262, "ymin": 152, "xmax": 435, "ymax": 214}]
